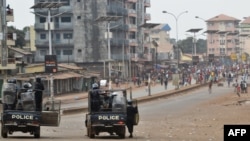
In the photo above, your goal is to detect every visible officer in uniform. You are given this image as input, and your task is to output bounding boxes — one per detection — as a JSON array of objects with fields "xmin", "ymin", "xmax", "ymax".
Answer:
[
  {"xmin": 126, "ymin": 100, "xmax": 138, "ymax": 138},
  {"xmin": 34, "ymin": 77, "xmax": 44, "ymax": 111}
]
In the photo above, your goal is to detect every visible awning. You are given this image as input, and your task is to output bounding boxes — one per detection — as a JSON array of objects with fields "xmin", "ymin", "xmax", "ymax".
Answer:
[{"xmin": 53, "ymin": 72, "xmax": 83, "ymax": 80}]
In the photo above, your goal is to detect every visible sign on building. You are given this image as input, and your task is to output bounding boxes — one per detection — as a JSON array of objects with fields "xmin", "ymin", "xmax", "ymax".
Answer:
[{"xmin": 192, "ymin": 56, "xmax": 199, "ymax": 65}]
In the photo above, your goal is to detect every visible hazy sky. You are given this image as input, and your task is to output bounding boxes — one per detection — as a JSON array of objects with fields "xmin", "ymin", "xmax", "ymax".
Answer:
[{"xmin": 7, "ymin": 0, "xmax": 250, "ymax": 39}]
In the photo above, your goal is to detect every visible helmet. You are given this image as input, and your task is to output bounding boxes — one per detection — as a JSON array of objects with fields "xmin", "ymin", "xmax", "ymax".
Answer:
[
  {"xmin": 92, "ymin": 83, "xmax": 99, "ymax": 89},
  {"xmin": 36, "ymin": 77, "xmax": 42, "ymax": 83},
  {"xmin": 127, "ymin": 100, "xmax": 132, "ymax": 105},
  {"xmin": 7, "ymin": 78, "xmax": 16, "ymax": 84},
  {"xmin": 23, "ymin": 82, "xmax": 32, "ymax": 89}
]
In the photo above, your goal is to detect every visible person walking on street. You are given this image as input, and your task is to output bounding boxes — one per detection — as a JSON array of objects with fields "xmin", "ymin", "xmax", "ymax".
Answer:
[
  {"xmin": 34, "ymin": 77, "xmax": 45, "ymax": 111},
  {"xmin": 126, "ymin": 100, "xmax": 138, "ymax": 138},
  {"xmin": 164, "ymin": 78, "xmax": 168, "ymax": 89},
  {"xmin": 208, "ymin": 75, "xmax": 213, "ymax": 94}
]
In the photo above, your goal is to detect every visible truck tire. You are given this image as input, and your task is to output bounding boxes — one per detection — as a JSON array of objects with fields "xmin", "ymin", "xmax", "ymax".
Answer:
[
  {"xmin": 1, "ymin": 126, "xmax": 8, "ymax": 138},
  {"xmin": 88, "ymin": 127, "xmax": 95, "ymax": 138},
  {"xmin": 34, "ymin": 127, "xmax": 40, "ymax": 138},
  {"xmin": 118, "ymin": 126, "xmax": 126, "ymax": 139}
]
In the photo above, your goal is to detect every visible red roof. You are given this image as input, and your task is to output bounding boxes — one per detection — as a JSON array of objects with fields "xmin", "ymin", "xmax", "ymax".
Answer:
[{"xmin": 206, "ymin": 14, "xmax": 240, "ymax": 22}]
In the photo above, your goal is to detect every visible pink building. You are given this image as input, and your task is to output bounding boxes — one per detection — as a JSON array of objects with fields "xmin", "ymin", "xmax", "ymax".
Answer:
[{"xmin": 205, "ymin": 14, "xmax": 240, "ymax": 57}]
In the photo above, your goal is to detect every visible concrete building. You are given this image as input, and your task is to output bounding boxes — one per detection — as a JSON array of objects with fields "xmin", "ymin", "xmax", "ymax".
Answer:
[
  {"xmin": 150, "ymin": 24, "xmax": 173, "ymax": 64},
  {"xmin": 206, "ymin": 14, "xmax": 240, "ymax": 58},
  {"xmin": 33, "ymin": 0, "xmax": 151, "ymax": 79},
  {"xmin": 239, "ymin": 17, "xmax": 250, "ymax": 62}
]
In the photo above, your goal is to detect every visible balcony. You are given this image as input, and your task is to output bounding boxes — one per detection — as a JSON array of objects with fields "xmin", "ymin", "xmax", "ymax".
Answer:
[
  {"xmin": 110, "ymin": 38, "xmax": 129, "ymax": 46},
  {"xmin": 107, "ymin": 5, "xmax": 128, "ymax": 16},
  {"xmin": 145, "ymin": 13, "xmax": 151, "ymax": 20},
  {"xmin": 129, "ymin": 39, "xmax": 138, "ymax": 46},
  {"xmin": 128, "ymin": 24, "xmax": 137, "ymax": 32},
  {"xmin": 34, "ymin": 6, "xmax": 72, "ymax": 14},
  {"xmin": 112, "ymin": 54, "xmax": 129, "ymax": 61},
  {"xmin": 143, "ymin": 53, "xmax": 152, "ymax": 61},
  {"xmin": 110, "ymin": 23, "xmax": 129, "ymax": 31},
  {"xmin": 6, "ymin": 9, "xmax": 14, "ymax": 22},
  {"xmin": 35, "ymin": 23, "xmax": 73, "ymax": 30},
  {"xmin": 144, "ymin": 0, "xmax": 151, "ymax": 7},
  {"xmin": 54, "ymin": 22, "xmax": 73, "ymax": 30},
  {"xmin": 128, "ymin": 9, "xmax": 137, "ymax": 17},
  {"xmin": 126, "ymin": 0, "xmax": 137, "ymax": 3},
  {"xmin": 0, "ymin": 58, "xmax": 16, "ymax": 70},
  {"xmin": 35, "ymin": 39, "xmax": 74, "ymax": 47}
]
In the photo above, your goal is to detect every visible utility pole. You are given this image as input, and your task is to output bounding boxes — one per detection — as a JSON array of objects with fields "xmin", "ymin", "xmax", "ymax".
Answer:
[
  {"xmin": 1, "ymin": 0, "xmax": 7, "ymax": 67},
  {"xmin": 95, "ymin": 16, "xmax": 122, "ymax": 90},
  {"xmin": 31, "ymin": 2, "xmax": 65, "ymax": 102}
]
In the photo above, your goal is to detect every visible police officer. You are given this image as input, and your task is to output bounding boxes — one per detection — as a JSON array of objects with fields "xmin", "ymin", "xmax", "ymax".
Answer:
[
  {"xmin": 126, "ymin": 100, "xmax": 138, "ymax": 138},
  {"xmin": 34, "ymin": 77, "xmax": 44, "ymax": 111}
]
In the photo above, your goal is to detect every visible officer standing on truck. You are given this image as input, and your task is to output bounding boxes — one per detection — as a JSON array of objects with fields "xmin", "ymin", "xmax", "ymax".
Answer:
[
  {"xmin": 126, "ymin": 100, "xmax": 138, "ymax": 138},
  {"xmin": 34, "ymin": 77, "xmax": 44, "ymax": 111}
]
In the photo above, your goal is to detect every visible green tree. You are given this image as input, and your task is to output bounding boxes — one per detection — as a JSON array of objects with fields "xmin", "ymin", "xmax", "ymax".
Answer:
[
  {"xmin": 7, "ymin": 26, "xmax": 25, "ymax": 48},
  {"xmin": 178, "ymin": 37, "xmax": 207, "ymax": 54}
]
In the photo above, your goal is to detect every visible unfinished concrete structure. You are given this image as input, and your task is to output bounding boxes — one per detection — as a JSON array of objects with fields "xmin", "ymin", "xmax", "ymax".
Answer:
[{"xmin": 33, "ymin": 0, "xmax": 151, "ymax": 79}]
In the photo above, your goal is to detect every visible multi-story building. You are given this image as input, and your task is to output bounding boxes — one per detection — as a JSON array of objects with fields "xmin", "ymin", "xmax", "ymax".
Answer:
[
  {"xmin": 33, "ymin": 0, "xmax": 151, "ymax": 78},
  {"xmin": 206, "ymin": 14, "xmax": 240, "ymax": 58},
  {"xmin": 239, "ymin": 17, "xmax": 250, "ymax": 61}
]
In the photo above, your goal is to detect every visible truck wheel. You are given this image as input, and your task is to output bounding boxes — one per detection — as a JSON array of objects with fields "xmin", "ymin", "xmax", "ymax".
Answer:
[
  {"xmin": 88, "ymin": 127, "xmax": 95, "ymax": 138},
  {"xmin": 1, "ymin": 126, "xmax": 8, "ymax": 138},
  {"xmin": 34, "ymin": 127, "xmax": 40, "ymax": 138},
  {"xmin": 118, "ymin": 126, "xmax": 126, "ymax": 139}
]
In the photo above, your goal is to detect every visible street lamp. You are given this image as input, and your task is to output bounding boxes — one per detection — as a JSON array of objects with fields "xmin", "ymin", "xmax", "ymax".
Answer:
[
  {"xmin": 162, "ymin": 10, "xmax": 188, "ymax": 70},
  {"xmin": 162, "ymin": 10, "xmax": 188, "ymax": 89},
  {"xmin": 95, "ymin": 16, "xmax": 122, "ymax": 90},
  {"xmin": 31, "ymin": 1, "xmax": 65, "ymax": 101}
]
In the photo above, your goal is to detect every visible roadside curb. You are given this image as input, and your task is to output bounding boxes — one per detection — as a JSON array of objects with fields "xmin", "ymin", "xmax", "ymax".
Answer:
[{"xmin": 61, "ymin": 82, "xmax": 208, "ymax": 115}]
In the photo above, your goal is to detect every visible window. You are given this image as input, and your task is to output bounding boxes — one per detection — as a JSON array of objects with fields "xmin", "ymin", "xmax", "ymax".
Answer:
[
  {"xmin": 56, "ymin": 33, "xmax": 60, "ymax": 40},
  {"xmin": 77, "ymin": 16, "xmax": 81, "ymax": 20},
  {"xmin": 77, "ymin": 0, "xmax": 81, "ymax": 2},
  {"xmin": 78, "ymin": 49, "xmax": 82, "ymax": 53},
  {"xmin": 219, "ymin": 40, "xmax": 225, "ymax": 45},
  {"xmin": 40, "ymin": 17, "xmax": 46, "ymax": 23},
  {"xmin": 63, "ymin": 50, "xmax": 72, "ymax": 55},
  {"xmin": 40, "ymin": 34, "xmax": 46, "ymax": 39},
  {"xmin": 61, "ymin": 0, "xmax": 70, "ymax": 5},
  {"xmin": 56, "ymin": 50, "xmax": 61, "ymax": 56},
  {"xmin": 129, "ymin": 32, "xmax": 136, "ymax": 39},
  {"xmin": 40, "ymin": 50, "xmax": 46, "ymax": 56},
  {"xmin": 63, "ymin": 33, "xmax": 73, "ymax": 39},
  {"xmin": 61, "ymin": 17, "xmax": 71, "ymax": 23}
]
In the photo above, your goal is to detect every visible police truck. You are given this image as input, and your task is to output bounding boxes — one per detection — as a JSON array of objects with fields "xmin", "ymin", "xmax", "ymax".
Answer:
[
  {"xmin": 85, "ymin": 88, "xmax": 139, "ymax": 138},
  {"xmin": 0, "ymin": 80, "xmax": 61, "ymax": 138}
]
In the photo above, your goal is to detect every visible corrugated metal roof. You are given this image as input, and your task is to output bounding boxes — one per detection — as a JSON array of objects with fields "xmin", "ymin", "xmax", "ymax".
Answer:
[
  {"xmin": 58, "ymin": 64, "xmax": 84, "ymax": 70},
  {"xmin": 30, "ymin": 2, "xmax": 65, "ymax": 9},
  {"xmin": 53, "ymin": 72, "xmax": 83, "ymax": 80},
  {"xmin": 206, "ymin": 14, "xmax": 240, "ymax": 22},
  {"xmin": 8, "ymin": 47, "xmax": 33, "ymax": 55}
]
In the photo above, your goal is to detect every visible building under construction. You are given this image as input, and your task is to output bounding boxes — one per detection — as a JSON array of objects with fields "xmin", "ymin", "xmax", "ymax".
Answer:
[{"xmin": 33, "ymin": 0, "xmax": 152, "ymax": 80}]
